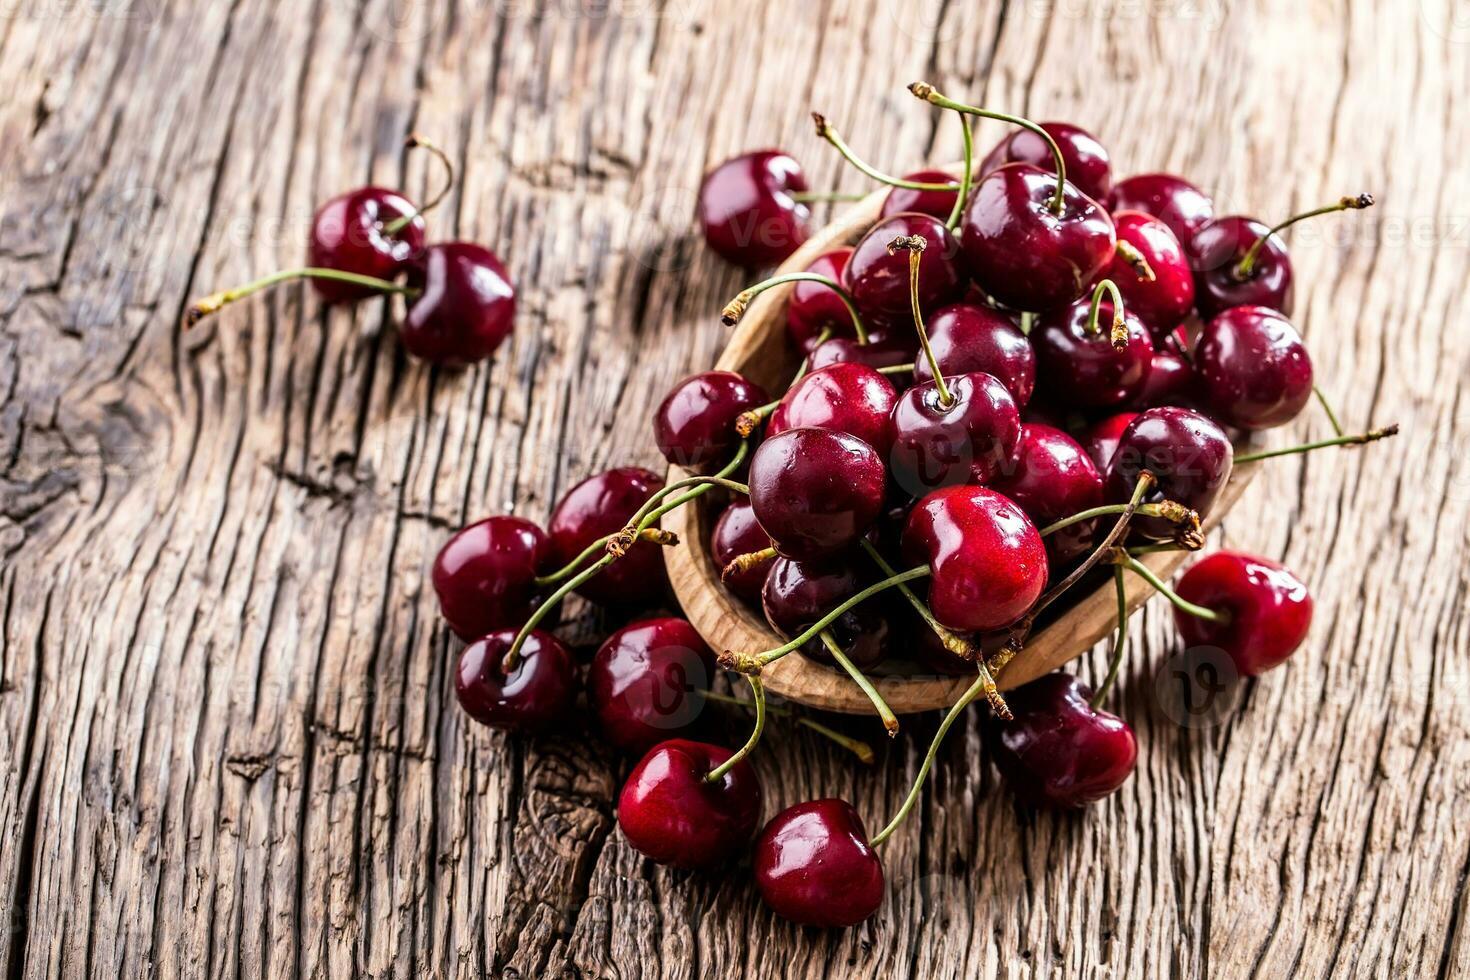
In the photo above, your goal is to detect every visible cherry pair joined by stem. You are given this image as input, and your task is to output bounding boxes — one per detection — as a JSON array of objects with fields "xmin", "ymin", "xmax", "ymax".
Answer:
[
  {"xmin": 1104, "ymin": 406, "xmax": 1233, "ymax": 539},
  {"xmin": 618, "ymin": 738, "xmax": 763, "ymax": 869},
  {"xmin": 763, "ymin": 556, "xmax": 891, "ymax": 669},
  {"xmin": 754, "ymin": 799, "xmax": 884, "ymax": 928},
  {"xmin": 589, "ymin": 617, "xmax": 716, "ymax": 754},
  {"xmin": 748, "ymin": 426, "xmax": 887, "ymax": 562},
  {"xmin": 433, "ymin": 515, "xmax": 552, "ymax": 639},
  {"xmin": 456, "ymin": 629, "xmax": 576, "ymax": 732},
  {"xmin": 548, "ymin": 467, "xmax": 669, "ymax": 605},
  {"xmin": 654, "ymin": 370, "xmax": 770, "ymax": 469},
  {"xmin": 1173, "ymin": 551, "xmax": 1314, "ymax": 676},
  {"xmin": 699, "ymin": 150, "xmax": 811, "ymax": 266},
  {"xmin": 979, "ymin": 121, "xmax": 1113, "ymax": 202}
]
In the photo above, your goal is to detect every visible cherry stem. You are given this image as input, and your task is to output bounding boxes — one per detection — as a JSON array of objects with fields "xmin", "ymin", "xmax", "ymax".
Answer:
[
  {"xmin": 1117, "ymin": 551, "xmax": 1225, "ymax": 622},
  {"xmin": 722, "ymin": 547, "xmax": 777, "ymax": 582},
  {"xmin": 1115, "ymin": 240, "xmax": 1156, "ymax": 282},
  {"xmin": 859, "ymin": 539, "xmax": 973, "ymax": 659},
  {"xmin": 721, "ymin": 273, "xmax": 868, "ymax": 343},
  {"xmin": 877, "ymin": 363, "xmax": 914, "ymax": 375},
  {"xmin": 1086, "ymin": 278, "xmax": 1130, "ymax": 351},
  {"xmin": 704, "ymin": 675, "xmax": 766, "ymax": 783},
  {"xmin": 811, "ymin": 112, "xmax": 962, "ymax": 192},
  {"xmin": 790, "ymin": 190, "xmax": 869, "ymax": 203},
  {"xmin": 1234, "ymin": 193, "xmax": 1375, "ymax": 281},
  {"xmin": 382, "ymin": 134, "xmax": 455, "ymax": 236},
  {"xmin": 888, "ymin": 234, "xmax": 953, "ymax": 407},
  {"xmin": 1026, "ymin": 472, "xmax": 1155, "ymax": 623},
  {"xmin": 1090, "ymin": 566, "xmax": 1130, "ymax": 708},
  {"xmin": 820, "ymin": 631, "xmax": 900, "ymax": 736},
  {"xmin": 909, "ymin": 81, "xmax": 1067, "ymax": 215},
  {"xmin": 945, "ymin": 112, "xmax": 974, "ymax": 231},
  {"xmin": 1313, "ymin": 385, "xmax": 1346, "ymax": 438},
  {"xmin": 184, "ymin": 268, "xmax": 419, "ymax": 327},
  {"xmin": 1234, "ymin": 424, "xmax": 1399, "ymax": 464},
  {"xmin": 700, "ymin": 689, "xmax": 876, "ymax": 763},
  {"xmin": 1039, "ymin": 499, "xmax": 1198, "ymax": 538}
]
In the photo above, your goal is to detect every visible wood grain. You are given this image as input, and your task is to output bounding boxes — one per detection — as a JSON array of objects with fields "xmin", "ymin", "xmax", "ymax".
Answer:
[{"xmin": 0, "ymin": 1, "xmax": 1466, "ymax": 978}]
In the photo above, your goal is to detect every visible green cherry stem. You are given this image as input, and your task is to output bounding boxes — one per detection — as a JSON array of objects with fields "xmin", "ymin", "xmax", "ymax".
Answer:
[
  {"xmin": 859, "ymin": 539, "xmax": 972, "ymax": 659},
  {"xmin": 382, "ymin": 134, "xmax": 455, "ymax": 236},
  {"xmin": 704, "ymin": 675, "xmax": 766, "ymax": 783},
  {"xmin": 721, "ymin": 273, "xmax": 868, "ymax": 343},
  {"xmin": 812, "ymin": 112, "xmax": 962, "ymax": 192},
  {"xmin": 700, "ymin": 689, "xmax": 876, "ymax": 763},
  {"xmin": 1028, "ymin": 471, "xmax": 1155, "ymax": 621},
  {"xmin": 1115, "ymin": 240, "xmax": 1156, "ymax": 282},
  {"xmin": 888, "ymin": 234, "xmax": 953, "ymax": 408},
  {"xmin": 1039, "ymin": 499, "xmax": 1197, "ymax": 538},
  {"xmin": 820, "ymin": 631, "xmax": 900, "ymax": 736},
  {"xmin": 1234, "ymin": 193, "xmax": 1374, "ymax": 281},
  {"xmin": 1090, "ymin": 566, "xmax": 1129, "ymax": 707},
  {"xmin": 1234, "ymin": 424, "xmax": 1399, "ymax": 464},
  {"xmin": 1086, "ymin": 278, "xmax": 1129, "ymax": 351},
  {"xmin": 185, "ymin": 268, "xmax": 419, "ymax": 326},
  {"xmin": 790, "ymin": 190, "xmax": 870, "ymax": 204},
  {"xmin": 877, "ymin": 363, "xmax": 915, "ymax": 375},
  {"xmin": 1117, "ymin": 551, "xmax": 1225, "ymax": 622},
  {"xmin": 1313, "ymin": 384, "xmax": 1346, "ymax": 437},
  {"xmin": 945, "ymin": 112, "xmax": 974, "ymax": 231}
]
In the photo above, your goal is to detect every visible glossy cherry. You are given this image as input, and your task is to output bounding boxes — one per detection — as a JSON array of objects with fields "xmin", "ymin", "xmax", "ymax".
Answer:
[
  {"xmin": 1104, "ymin": 172, "xmax": 1215, "ymax": 245},
  {"xmin": 748, "ymin": 427, "xmax": 887, "ymax": 561},
  {"xmin": 1104, "ymin": 407, "xmax": 1234, "ymax": 538},
  {"xmin": 589, "ymin": 618, "xmax": 716, "ymax": 754},
  {"xmin": 697, "ymin": 150, "xmax": 810, "ymax": 266},
  {"xmin": 880, "ymin": 169, "xmax": 960, "ymax": 221},
  {"xmin": 1081, "ymin": 411, "xmax": 1139, "ymax": 472},
  {"xmin": 762, "ymin": 556, "xmax": 891, "ymax": 669},
  {"xmin": 433, "ymin": 516, "xmax": 551, "ymax": 640},
  {"xmin": 547, "ymin": 467, "xmax": 667, "ymax": 605},
  {"xmin": 902, "ymin": 485, "xmax": 1048, "ymax": 633},
  {"xmin": 307, "ymin": 186, "xmax": 426, "ymax": 302},
  {"xmin": 767, "ymin": 362, "xmax": 898, "ymax": 455},
  {"xmin": 984, "ymin": 672, "xmax": 1137, "ymax": 808},
  {"xmin": 711, "ymin": 500, "xmax": 774, "ymax": 601},
  {"xmin": 1032, "ymin": 298, "xmax": 1154, "ymax": 408},
  {"xmin": 889, "ymin": 372, "xmax": 1022, "ymax": 494},
  {"xmin": 1185, "ymin": 215, "xmax": 1293, "ymax": 319},
  {"xmin": 654, "ymin": 370, "xmax": 769, "ymax": 469},
  {"xmin": 1100, "ymin": 210, "xmax": 1195, "ymax": 335},
  {"xmin": 962, "ymin": 164, "xmax": 1116, "ymax": 312},
  {"xmin": 754, "ymin": 799, "xmax": 885, "ymax": 928},
  {"xmin": 978, "ymin": 121, "xmax": 1113, "ymax": 202},
  {"xmin": 1195, "ymin": 306, "xmax": 1313, "ymax": 430},
  {"xmin": 912, "ymin": 303, "xmax": 1035, "ymax": 407},
  {"xmin": 455, "ymin": 629, "xmax": 576, "ymax": 732},
  {"xmin": 807, "ymin": 334, "xmax": 916, "ymax": 373},
  {"xmin": 400, "ymin": 242, "xmax": 517, "ymax": 365},
  {"xmin": 1173, "ymin": 551, "xmax": 1314, "ymax": 676},
  {"xmin": 845, "ymin": 213, "xmax": 964, "ymax": 326},
  {"xmin": 617, "ymin": 739, "xmax": 763, "ymax": 869},
  {"xmin": 787, "ymin": 248, "xmax": 856, "ymax": 350},
  {"xmin": 989, "ymin": 424, "xmax": 1104, "ymax": 566},
  {"xmin": 1129, "ymin": 347, "xmax": 1195, "ymax": 410}
]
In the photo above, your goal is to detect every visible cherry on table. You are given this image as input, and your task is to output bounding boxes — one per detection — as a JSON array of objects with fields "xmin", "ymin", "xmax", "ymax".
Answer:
[
  {"xmin": 547, "ymin": 467, "xmax": 668, "ymax": 605},
  {"xmin": 979, "ymin": 121, "xmax": 1113, "ymax": 202},
  {"xmin": 1195, "ymin": 305, "xmax": 1313, "ymax": 430},
  {"xmin": 762, "ymin": 556, "xmax": 891, "ymax": 669},
  {"xmin": 880, "ymin": 169, "xmax": 960, "ymax": 221},
  {"xmin": 767, "ymin": 362, "xmax": 898, "ymax": 455},
  {"xmin": 1104, "ymin": 172, "xmax": 1215, "ymax": 244},
  {"xmin": 455, "ymin": 629, "xmax": 576, "ymax": 732},
  {"xmin": 1101, "ymin": 210, "xmax": 1196, "ymax": 336},
  {"xmin": 787, "ymin": 248, "xmax": 856, "ymax": 351},
  {"xmin": 748, "ymin": 427, "xmax": 887, "ymax": 561},
  {"xmin": 589, "ymin": 617, "xmax": 717, "ymax": 754},
  {"xmin": 433, "ymin": 515, "xmax": 551, "ymax": 640},
  {"xmin": 697, "ymin": 150, "xmax": 810, "ymax": 266},
  {"xmin": 988, "ymin": 423, "xmax": 1104, "ymax": 566},
  {"xmin": 889, "ymin": 371, "xmax": 1022, "ymax": 494},
  {"xmin": 753, "ymin": 799, "xmax": 885, "ymax": 928},
  {"xmin": 400, "ymin": 242, "xmax": 517, "ymax": 365},
  {"xmin": 1032, "ymin": 298, "xmax": 1154, "ymax": 408},
  {"xmin": 1173, "ymin": 550, "xmax": 1314, "ymax": 676},
  {"xmin": 711, "ymin": 500, "xmax": 774, "ymax": 601},
  {"xmin": 912, "ymin": 302, "xmax": 1035, "ymax": 407},
  {"xmin": 654, "ymin": 370, "xmax": 770, "ymax": 470},
  {"xmin": 308, "ymin": 186, "xmax": 426, "ymax": 302},
  {"xmin": 1104, "ymin": 406, "xmax": 1234, "ymax": 538},
  {"xmin": 845, "ymin": 213, "xmax": 965, "ymax": 326},
  {"xmin": 617, "ymin": 738, "xmax": 763, "ymax": 869}
]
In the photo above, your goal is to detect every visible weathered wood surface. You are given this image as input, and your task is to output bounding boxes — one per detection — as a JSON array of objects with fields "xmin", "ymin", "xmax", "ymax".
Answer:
[{"xmin": 0, "ymin": 1, "xmax": 1466, "ymax": 977}]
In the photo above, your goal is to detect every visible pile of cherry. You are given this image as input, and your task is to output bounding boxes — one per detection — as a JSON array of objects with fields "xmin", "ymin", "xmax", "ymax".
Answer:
[{"xmin": 187, "ymin": 91, "xmax": 1397, "ymax": 930}]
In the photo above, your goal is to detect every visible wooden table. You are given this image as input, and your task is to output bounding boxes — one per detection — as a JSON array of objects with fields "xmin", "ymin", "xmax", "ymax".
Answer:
[{"xmin": 1, "ymin": 2, "xmax": 1466, "ymax": 977}]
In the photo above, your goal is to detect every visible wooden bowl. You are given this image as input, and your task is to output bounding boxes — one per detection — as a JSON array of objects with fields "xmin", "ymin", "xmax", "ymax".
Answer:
[{"xmin": 664, "ymin": 184, "xmax": 1259, "ymax": 713}]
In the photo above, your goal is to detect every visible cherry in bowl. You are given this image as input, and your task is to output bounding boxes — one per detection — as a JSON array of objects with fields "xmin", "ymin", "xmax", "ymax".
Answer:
[
  {"xmin": 978, "ymin": 120, "xmax": 1113, "ymax": 203},
  {"xmin": 988, "ymin": 423, "xmax": 1104, "ymax": 566},
  {"xmin": 767, "ymin": 362, "xmax": 897, "ymax": 455},
  {"xmin": 1105, "ymin": 172, "xmax": 1215, "ymax": 245},
  {"xmin": 711, "ymin": 500, "xmax": 774, "ymax": 601},
  {"xmin": 1032, "ymin": 298, "xmax": 1154, "ymax": 408},
  {"xmin": 1104, "ymin": 406, "xmax": 1233, "ymax": 539},
  {"xmin": 1195, "ymin": 305, "xmax": 1313, "ymax": 430},
  {"xmin": 748, "ymin": 427, "xmax": 887, "ymax": 562},
  {"xmin": 912, "ymin": 303, "xmax": 1035, "ymax": 407}
]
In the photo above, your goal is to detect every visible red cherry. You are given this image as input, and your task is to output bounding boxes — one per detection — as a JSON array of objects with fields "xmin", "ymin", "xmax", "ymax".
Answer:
[
  {"xmin": 589, "ymin": 618, "xmax": 716, "ymax": 754},
  {"xmin": 617, "ymin": 739, "xmax": 763, "ymax": 869},
  {"xmin": 399, "ymin": 242, "xmax": 517, "ymax": 365},
  {"xmin": 548, "ymin": 467, "xmax": 667, "ymax": 605},
  {"xmin": 845, "ymin": 213, "xmax": 965, "ymax": 326},
  {"xmin": 807, "ymin": 334, "xmax": 915, "ymax": 373},
  {"xmin": 1186, "ymin": 215, "xmax": 1294, "ymax": 319},
  {"xmin": 787, "ymin": 248, "xmax": 856, "ymax": 350},
  {"xmin": 984, "ymin": 672, "xmax": 1137, "ymax": 808},
  {"xmin": 979, "ymin": 121, "xmax": 1113, "ymax": 202},
  {"xmin": 698, "ymin": 150, "xmax": 810, "ymax": 266},
  {"xmin": 748, "ymin": 427, "xmax": 887, "ymax": 561},
  {"xmin": 710, "ymin": 500, "xmax": 774, "ymax": 601},
  {"xmin": 1099, "ymin": 210, "xmax": 1195, "ymax": 335},
  {"xmin": 1032, "ymin": 298, "xmax": 1155, "ymax": 408},
  {"xmin": 1195, "ymin": 306, "xmax": 1313, "ymax": 430},
  {"xmin": 901, "ymin": 485, "xmax": 1047, "ymax": 632},
  {"xmin": 1104, "ymin": 407, "xmax": 1234, "ymax": 538},
  {"xmin": 911, "ymin": 303, "xmax": 1035, "ymax": 407},
  {"xmin": 889, "ymin": 372, "xmax": 1022, "ymax": 493},
  {"xmin": 988, "ymin": 423, "xmax": 1104, "ymax": 566},
  {"xmin": 433, "ymin": 516, "xmax": 551, "ymax": 640},
  {"xmin": 880, "ymin": 169, "xmax": 960, "ymax": 220},
  {"xmin": 762, "ymin": 556, "xmax": 891, "ymax": 669},
  {"xmin": 1104, "ymin": 172, "xmax": 1215, "ymax": 245},
  {"xmin": 455, "ymin": 629, "xmax": 576, "ymax": 732},
  {"xmin": 767, "ymin": 362, "xmax": 898, "ymax": 455},
  {"xmin": 1173, "ymin": 551, "xmax": 1314, "ymax": 676},
  {"xmin": 654, "ymin": 371, "xmax": 770, "ymax": 469},
  {"xmin": 1129, "ymin": 347, "xmax": 1196, "ymax": 410},
  {"xmin": 754, "ymin": 799, "xmax": 884, "ymax": 928},
  {"xmin": 307, "ymin": 186, "xmax": 426, "ymax": 302},
  {"xmin": 1081, "ymin": 411, "xmax": 1140, "ymax": 471}
]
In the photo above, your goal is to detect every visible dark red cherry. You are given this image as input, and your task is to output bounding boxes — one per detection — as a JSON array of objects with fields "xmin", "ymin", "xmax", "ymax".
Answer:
[
  {"xmin": 787, "ymin": 248, "xmax": 855, "ymax": 350},
  {"xmin": 978, "ymin": 121, "xmax": 1112, "ymax": 202},
  {"xmin": 617, "ymin": 738, "xmax": 762, "ymax": 869},
  {"xmin": 1173, "ymin": 551, "xmax": 1314, "ymax": 676},
  {"xmin": 589, "ymin": 617, "xmax": 716, "ymax": 754},
  {"xmin": 653, "ymin": 370, "xmax": 770, "ymax": 469},
  {"xmin": 962, "ymin": 164, "xmax": 1116, "ymax": 312},
  {"xmin": 548, "ymin": 467, "xmax": 667, "ymax": 605},
  {"xmin": 754, "ymin": 799, "xmax": 884, "ymax": 928},
  {"xmin": 710, "ymin": 500, "xmax": 774, "ymax": 601},
  {"xmin": 748, "ymin": 428, "xmax": 887, "ymax": 561},
  {"xmin": 767, "ymin": 362, "xmax": 897, "ymax": 455},
  {"xmin": 433, "ymin": 516, "xmax": 551, "ymax": 640},
  {"xmin": 989, "ymin": 424, "xmax": 1104, "ymax": 566},
  {"xmin": 455, "ymin": 629, "xmax": 576, "ymax": 732},
  {"xmin": 1104, "ymin": 407, "xmax": 1233, "ymax": 539},
  {"xmin": 1195, "ymin": 306, "xmax": 1312, "ymax": 430},
  {"xmin": 308, "ymin": 186, "xmax": 426, "ymax": 302},
  {"xmin": 984, "ymin": 672, "xmax": 1137, "ymax": 808},
  {"xmin": 1105, "ymin": 172, "xmax": 1215, "ymax": 245},
  {"xmin": 912, "ymin": 303, "xmax": 1035, "ymax": 407},
  {"xmin": 698, "ymin": 150, "xmax": 810, "ymax": 266},
  {"xmin": 1186, "ymin": 215, "xmax": 1293, "ymax": 319},
  {"xmin": 845, "ymin": 213, "xmax": 964, "ymax": 325},
  {"xmin": 808, "ymin": 334, "xmax": 915, "ymax": 374},
  {"xmin": 901, "ymin": 485, "xmax": 1047, "ymax": 633},
  {"xmin": 880, "ymin": 169, "xmax": 960, "ymax": 221},
  {"xmin": 1032, "ymin": 298, "xmax": 1154, "ymax": 408},
  {"xmin": 1100, "ymin": 210, "xmax": 1195, "ymax": 335},
  {"xmin": 1081, "ymin": 411, "xmax": 1139, "ymax": 472},
  {"xmin": 889, "ymin": 372, "xmax": 1022, "ymax": 494},
  {"xmin": 762, "ymin": 556, "xmax": 891, "ymax": 669},
  {"xmin": 400, "ymin": 242, "xmax": 517, "ymax": 365},
  {"xmin": 1129, "ymin": 347, "xmax": 1195, "ymax": 410}
]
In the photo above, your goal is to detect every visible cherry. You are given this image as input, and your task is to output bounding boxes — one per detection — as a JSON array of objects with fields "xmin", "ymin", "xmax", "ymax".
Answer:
[
  {"xmin": 1195, "ymin": 305, "xmax": 1312, "ymax": 430},
  {"xmin": 547, "ymin": 467, "xmax": 668, "ymax": 605},
  {"xmin": 962, "ymin": 164, "xmax": 1116, "ymax": 312},
  {"xmin": 1173, "ymin": 551, "xmax": 1314, "ymax": 676},
  {"xmin": 889, "ymin": 372, "xmax": 1022, "ymax": 493},
  {"xmin": 979, "ymin": 121, "xmax": 1113, "ymax": 202},
  {"xmin": 1129, "ymin": 346, "xmax": 1195, "ymax": 410},
  {"xmin": 880, "ymin": 169, "xmax": 960, "ymax": 221},
  {"xmin": 1104, "ymin": 172, "xmax": 1215, "ymax": 245},
  {"xmin": 1104, "ymin": 407, "xmax": 1234, "ymax": 538},
  {"xmin": 617, "ymin": 738, "xmax": 762, "ymax": 869},
  {"xmin": 698, "ymin": 150, "xmax": 810, "ymax": 266},
  {"xmin": 901, "ymin": 485, "xmax": 1048, "ymax": 633},
  {"xmin": 911, "ymin": 303, "xmax": 1035, "ymax": 407},
  {"xmin": 433, "ymin": 516, "xmax": 551, "ymax": 640},
  {"xmin": 808, "ymin": 334, "xmax": 915, "ymax": 373},
  {"xmin": 1186, "ymin": 215, "xmax": 1293, "ymax": 319},
  {"xmin": 767, "ymin": 362, "xmax": 898, "ymax": 455},
  {"xmin": 400, "ymin": 242, "xmax": 517, "ymax": 365},
  {"xmin": 845, "ymin": 213, "xmax": 964, "ymax": 326},
  {"xmin": 654, "ymin": 370, "xmax": 770, "ymax": 469},
  {"xmin": 1032, "ymin": 298, "xmax": 1154, "ymax": 408},
  {"xmin": 307, "ymin": 186, "xmax": 426, "ymax": 302},
  {"xmin": 589, "ymin": 617, "xmax": 716, "ymax": 754},
  {"xmin": 455, "ymin": 629, "xmax": 576, "ymax": 732},
  {"xmin": 762, "ymin": 556, "xmax": 891, "ymax": 669},
  {"xmin": 1099, "ymin": 210, "xmax": 1195, "ymax": 336},
  {"xmin": 988, "ymin": 424, "xmax": 1104, "ymax": 566},
  {"xmin": 748, "ymin": 427, "xmax": 887, "ymax": 561},
  {"xmin": 711, "ymin": 500, "xmax": 774, "ymax": 601},
  {"xmin": 1081, "ymin": 411, "xmax": 1139, "ymax": 471},
  {"xmin": 787, "ymin": 248, "xmax": 856, "ymax": 351},
  {"xmin": 984, "ymin": 672, "xmax": 1137, "ymax": 808},
  {"xmin": 753, "ymin": 799, "xmax": 884, "ymax": 928}
]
